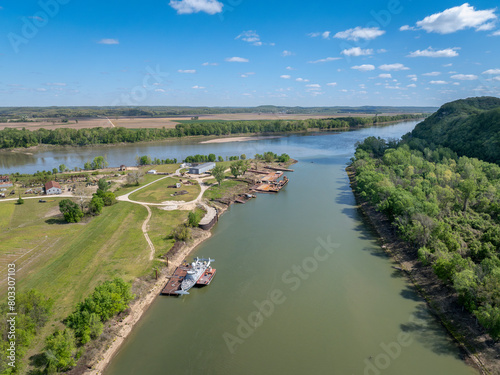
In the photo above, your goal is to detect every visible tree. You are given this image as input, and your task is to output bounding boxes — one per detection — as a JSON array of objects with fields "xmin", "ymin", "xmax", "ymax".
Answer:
[
  {"xmin": 170, "ymin": 224, "xmax": 191, "ymax": 241},
  {"xmin": 91, "ymin": 156, "xmax": 108, "ymax": 170},
  {"xmin": 73, "ymin": 186, "xmax": 91, "ymax": 212},
  {"xmin": 59, "ymin": 199, "xmax": 84, "ymax": 223},
  {"xmin": 43, "ymin": 329, "xmax": 77, "ymax": 372},
  {"xmin": 208, "ymin": 153, "xmax": 216, "ymax": 162},
  {"xmin": 188, "ymin": 211, "xmax": 202, "ymax": 227},
  {"xmin": 52, "ymin": 168, "xmax": 58, "ymax": 175},
  {"xmin": 59, "ymin": 164, "xmax": 66, "ymax": 173},
  {"xmin": 211, "ymin": 165, "xmax": 226, "ymax": 187},
  {"xmin": 97, "ymin": 178, "xmax": 109, "ymax": 192},
  {"xmin": 84, "ymin": 161, "xmax": 92, "ymax": 170},
  {"xmin": 136, "ymin": 155, "xmax": 152, "ymax": 166},
  {"xmin": 218, "ymin": 156, "xmax": 224, "ymax": 162},
  {"xmin": 126, "ymin": 170, "xmax": 143, "ymax": 186},
  {"xmin": 89, "ymin": 196, "xmax": 104, "ymax": 216},
  {"xmin": 17, "ymin": 192, "xmax": 24, "ymax": 205},
  {"xmin": 240, "ymin": 154, "xmax": 246, "ymax": 160},
  {"xmin": 230, "ymin": 162, "xmax": 241, "ymax": 178},
  {"xmin": 459, "ymin": 179, "xmax": 477, "ymax": 211}
]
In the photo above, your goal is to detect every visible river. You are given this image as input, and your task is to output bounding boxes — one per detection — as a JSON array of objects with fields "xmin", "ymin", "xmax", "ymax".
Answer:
[{"xmin": 1, "ymin": 122, "xmax": 478, "ymax": 374}]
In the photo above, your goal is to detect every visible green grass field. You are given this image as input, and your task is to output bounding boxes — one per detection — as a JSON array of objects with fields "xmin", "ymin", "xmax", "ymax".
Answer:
[
  {"xmin": 113, "ymin": 173, "xmax": 164, "ymax": 196},
  {"xmin": 148, "ymin": 207, "xmax": 190, "ymax": 257},
  {"xmin": 129, "ymin": 177, "xmax": 201, "ymax": 203},
  {"xmin": 203, "ymin": 180, "xmax": 248, "ymax": 200}
]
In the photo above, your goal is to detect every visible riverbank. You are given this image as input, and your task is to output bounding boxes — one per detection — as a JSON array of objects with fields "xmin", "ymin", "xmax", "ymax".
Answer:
[
  {"xmin": 199, "ymin": 135, "xmax": 284, "ymax": 144},
  {"xmin": 346, "ymin": 166, "xmax": 498, "ymax": 375}
]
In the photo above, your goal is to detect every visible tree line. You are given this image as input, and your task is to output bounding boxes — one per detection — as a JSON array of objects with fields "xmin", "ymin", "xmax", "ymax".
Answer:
[
  {"xmin": 0, "ymin": 114, "xmax": 424, "ymax": 149},
  {"xmin": 351, "ymin": 135, "xmax": 500, "ymax": 339}
]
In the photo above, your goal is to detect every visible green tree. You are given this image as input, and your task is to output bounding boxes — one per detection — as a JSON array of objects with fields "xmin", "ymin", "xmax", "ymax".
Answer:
[
  {"xmin": 52, "ymin": 168, "xmax": 58, "ymax": 175},
  {"xmin": 212, "ymin": 165, "xmax": 226, "ymax": 187},
  {"xmin": 17, "ymin": 193, "xmax": 24, "ymax": 205},
  {"xmin": 171, "ymin": 224, "xmax": 191, "ymax": 241},
  {"xmin": 91, "ymin": 156, "xmax": 108, "ymax": 170},
  {"xmin": 59, "ymin": 199, "xmax": 84, "ymax": 223},
  {"xmin": 218, "ymin": 156, "xmax": 224, "ymax": 162},
  {"xmin": 43, "ymin": 329, "xmax": 77, "ymax": 372},
  {"xmin": 89, "ymin": 195, "xmax": 104, "ymax": 216},
  {"xmin": 230, "ymin": 162, "xmax": 241, "ymax": 178},
  {"xmin": 459, "ymin": 179, "xmax": 477, "ymax": 211},
  {"xmin": 59, "ymin": 164, "xmax": 67, "ymax": 173},
  {"xmin": 188, "ymin": 211, "xmax": 202, "ymax": 227},
  {"xmin": 97, "ymin": 178, "xmax": 109, "ymax": 192}
]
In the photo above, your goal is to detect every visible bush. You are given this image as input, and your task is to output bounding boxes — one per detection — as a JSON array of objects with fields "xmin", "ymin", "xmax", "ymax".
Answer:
[
  {"xmin": 171, "ymin": 224, "xmax": 191, "ymax": 241},
  {"xmin": 59, "ymin": 199, "xmax": 84, "ymax": 223}
]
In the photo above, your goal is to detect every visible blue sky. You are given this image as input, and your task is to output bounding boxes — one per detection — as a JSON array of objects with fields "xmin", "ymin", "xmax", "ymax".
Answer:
[{"xmin": 1, "ymin": 0, "xmax": 500, "ymax": 107}]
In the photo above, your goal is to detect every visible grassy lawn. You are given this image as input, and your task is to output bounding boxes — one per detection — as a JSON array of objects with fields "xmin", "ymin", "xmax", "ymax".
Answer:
[
  {"xmin": 203, "ymin": 179, "xmax": 248, "ymax": 200},
  {"xmin": 152, "ymin": 163, "xmax": 180, "ymax": 173},
  {"xmin": 113, "ymin": 174, "xmax": 164, "ymax": 196},
  {"xmin": 129, "ymin": 177, "xmax": 201, "ymax": 203},
  {"xmin": 0, "ymin": 199, "xmax": 150, "ymax": 321},
  {"xmin": 148, "ymin": 207, "xmax": 190, "ymax": 257}
]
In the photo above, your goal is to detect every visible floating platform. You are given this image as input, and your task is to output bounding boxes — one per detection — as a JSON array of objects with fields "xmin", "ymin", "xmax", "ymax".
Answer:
[{"xmin": 161, "ymin": 264, "xmax": 216, "ymax": 296}]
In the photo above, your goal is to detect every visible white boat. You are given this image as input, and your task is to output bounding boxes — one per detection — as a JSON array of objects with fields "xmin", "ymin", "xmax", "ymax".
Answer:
[{"xmin": 176, "ymin": 257, "xmax": 214, "ymax": 295}]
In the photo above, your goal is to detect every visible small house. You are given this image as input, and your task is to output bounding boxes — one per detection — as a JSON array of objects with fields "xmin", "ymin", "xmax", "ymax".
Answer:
[
  {"xmin": 0, "ymin": 175, "xmax": 13, "ymax": 188},
  {"xmin": 188, "ymin": 162, "xmax": 216, "ymax": 175},
  {"xmin": 119, "ymin": 165, "xmax": 127, "ymax": 171},
  {"xmin": 147, "ymin": 170, "xmax": 157, "ymax": 175},
  {"xmin": 45, "ymin": 181, "xmax": 62, "ymax": 195}
]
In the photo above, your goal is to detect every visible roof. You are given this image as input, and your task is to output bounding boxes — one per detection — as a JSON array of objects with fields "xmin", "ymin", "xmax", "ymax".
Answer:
[
  {"xmin": 0, "ymin": 175, "xmax": 9, "ymax": 180},
  {"xmin": 190, "ymin": 162, "xmax": 216, "ymax": 170},
  {"xmin": 45, "ymin": 181, "xmax": 61, "ymax": 190}
]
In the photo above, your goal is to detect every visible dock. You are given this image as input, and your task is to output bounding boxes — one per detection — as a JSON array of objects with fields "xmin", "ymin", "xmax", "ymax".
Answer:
[{"xmin": 161, "ymin": 263, "xmax": 216, "ymax": 296}]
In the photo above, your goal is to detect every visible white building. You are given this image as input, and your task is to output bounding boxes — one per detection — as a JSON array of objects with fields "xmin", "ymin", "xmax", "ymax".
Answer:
[{"xmin": 45, "ymin": 181, "xmax": 62, "ymax": 195}]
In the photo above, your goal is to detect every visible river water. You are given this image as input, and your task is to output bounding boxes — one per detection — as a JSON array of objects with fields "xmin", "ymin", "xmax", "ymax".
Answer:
[{"xmin": 1, "ymin": 122, "xmax": 478, "ymax": 374}]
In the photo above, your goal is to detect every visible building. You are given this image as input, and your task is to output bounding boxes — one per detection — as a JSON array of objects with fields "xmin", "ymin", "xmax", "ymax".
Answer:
[
  {"xmin": 45, "ymin": 181, "xmax": 62, "ymax": 195},
  {"xmin": 147, "ymin": 170, "xmax": 157, "ymax": 175},
  {"xmin": 119, "ymin": 165, "xmax": 127, "ymax": 171},
  {"xmin": 0, "ymin": 176, "xmax": 13, "ymax": 188},
  {"xmin": 188, "ymin": 162, "xmax": 216, "ymax": 175}
]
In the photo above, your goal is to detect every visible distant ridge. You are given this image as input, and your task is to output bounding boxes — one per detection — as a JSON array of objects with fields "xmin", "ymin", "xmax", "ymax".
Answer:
[{"xmin": 408, "ymin": 96, "xmax": 500, "ymax": 164}]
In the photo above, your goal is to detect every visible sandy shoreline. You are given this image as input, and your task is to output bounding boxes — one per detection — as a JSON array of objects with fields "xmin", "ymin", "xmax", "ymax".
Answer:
[
  {"xmin": 84, "ymin": 225, "xmax": 218, "ymax": 374},
  {"xmin": 199, "ymin": 135, "xmax": 283, "ymax": 144}
]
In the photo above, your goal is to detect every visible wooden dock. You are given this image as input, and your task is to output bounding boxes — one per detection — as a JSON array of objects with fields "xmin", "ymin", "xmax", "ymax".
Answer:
[{"xmin": 265, "ymin": 166, "xmax": 294, "ymax": 172}]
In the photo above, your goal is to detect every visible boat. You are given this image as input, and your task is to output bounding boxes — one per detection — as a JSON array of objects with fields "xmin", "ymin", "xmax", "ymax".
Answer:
[{"xmin": 175, "ymin": 257, "xmax": 214, "ymax": 295}]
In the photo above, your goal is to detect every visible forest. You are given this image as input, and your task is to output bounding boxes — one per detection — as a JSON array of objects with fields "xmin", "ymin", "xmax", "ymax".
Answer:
[{"xmin": 0, "ymin": 114, "xmax": 423, "ymax": 149}]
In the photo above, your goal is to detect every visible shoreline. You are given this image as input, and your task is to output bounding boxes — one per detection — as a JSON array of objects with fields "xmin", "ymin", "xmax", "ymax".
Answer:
[
  {"xmin": 346, "ymin": 166, "xmax": 497, "ymax": 375},
  {"xmin": 83, "ymin": 206, "xmax": 227, "ymax": 375},
  {"xmin": 198, "ymin": 135, "xmax": 283, "ymax": 144}
]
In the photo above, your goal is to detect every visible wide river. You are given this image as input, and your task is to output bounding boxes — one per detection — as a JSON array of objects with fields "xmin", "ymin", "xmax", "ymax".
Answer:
[{"xmin": 3, "ymin": 122, "xmax": 478, "ymax": 374}]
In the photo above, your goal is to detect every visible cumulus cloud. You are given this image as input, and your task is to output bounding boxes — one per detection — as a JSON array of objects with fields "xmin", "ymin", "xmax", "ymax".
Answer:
[
  {"xmin": 306, "ymin": 84, "xmax": 321, "ymax": 88},
  {"xmin": 280, "ymin": 75, "xmax": 291, "ymax": 79},
  {"xmin": 236, "ymin": 30, "xmax": 262, "ymax": 46},
  {"xmin": 483, "ymin": 69, "xmax": 500, "ymax": 74},
  {"xmin": 286, "ymin": 66, "xmax": 295, "ymax": 70},
  {"xmin": 351, "ymin": 64, "xmax": 375, "ymax": 72},
  {"xmin": 407, "ymin": 47, "xmax": 459, "ymax": 58},
  {"xmin": 334, "ymin": 26, "xmax": 385, "ymax": 41},
  {"xmin": 430, "ymin": 80, "xmax": 448, "ymax": 84},
  {"xmin": 192, "ymin": 85, "xmax": 206, "ymax": 89},
  {"xmin": 407, "ymin": 84, "xmax": 417, "ymax": 88},
  {"xmin": 422, "ymin": 72, "xmax": 441, "ymax": 76},
  {"xmin": 202, "ymin": 62, "xmax": 218, "ymax": 66},
  {"xmin": 169, "ymin": 0, "xmax": 223, "ymax": 15},
  {"xmin": 326, "ymin": 82, "xmax": 337, "ymax": 86},
  {"xmin": 451, "ymin": 74, "xmax": 478, "ymax": 80},
  {"xmin": 491, "ymin": 30, "xmax": 500, "ymax": 36},
  {"xmin": 413, "ymin": 3, "xmax": 497, "ymax": 34},
  {"xmin": 98, "ymin": 39, "xmax": 119, "ymax": 44},
  {"xmin": 308, "ymin": 57, "xmax": 342, "ymax": 64},
  {"xmin": 378, "ymin": 73, "xmax": 392, "ymax": 79},
  {"xmin": 341, "ymin": 47, "xmax": 373, "ymax": 56},
  {"xmin": 225, "ymin": 57, "xmax": 249, "ymax": 63},
  {"xmin": 379, "ymin": 63, "xmax": 410, "ymax": 71},
  {"xmin": 178, "ymin": 69, "xmax": 196, "ymax": 73},
  {"xmin": 296, "ymin": 78, "xmax": 310, "ymax": 82},
  {"xmin": 282, "ymin": 50, "xmax": 294, "ymax": 57}
]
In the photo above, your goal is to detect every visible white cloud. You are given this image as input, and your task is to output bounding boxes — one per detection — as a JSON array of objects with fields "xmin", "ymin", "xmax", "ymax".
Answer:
[
  {"xmin": 280, "ymin": 75, "xmax": 291, "ymax": 79},
  {"xmin": 326, "ymin": 82, "xmax": 337, "ymax": 86},
  {"xmin": 351, "ymin": 64, "xmax": 375, "ymax": 72},
  {"xmin": 379, "ymin": 63, "xmax": 409, "ymax": 71},
  {"xmin": 491, "ymin": 30, "xmax": 500, "ymax": 36},
  {"xmin": 202, "ymin": 62, "xmax": 218, "ymax": 66},
  {"xmin": 308, "ymin": 31, "xmax": 331, "ymax": 39},
  {"xmin": 282, "ymin": 50, "xmax": 294, "ymax": 57},
  {"xmin": 399, "ymin": 25, "xmax": 415, "ymax": 31},
  {"xmin": 377, "ymin": 49, "xmax": 388, "ymax": 53},
  {"xmin": 378, "ymin": 73, "xmax": 392, "ymax": 79},
  {"xmin": 306, "ymin": 84, "xmax": 321, "ymax": 88},
  {"xmin": 430, "ymin": 80, "xmax": 448, "ymax": 84},
  {"xmin": 98, "ymin": 39, "xmax": 119, "ymax": 45},
  {"xmin": 407, "ymin": 84, "xmax": 417, "ymax": 88},
  {"xmin": 308, "ymin": 57, "xmax": 342, "ymax": 64},
  {"xmin": 493, "ymin": 76, "xmax": 500, "ymax": 81},
  {"xmin": 178, "ymin": 69, "xmax": 196, "ymax": 73},
  {"xmin": 36, "ymin": 88, "xmax": 47, "ymax": 92},
  {"xmin": 407, "ymin": 47, "xmax": 459, "ymax": 58},
  {"xmin": 240, "ymin": 72, "xmax": 255, "ymax": 78},
  {"xmin": 155, "ymin": 88, "xmax": 166, "ymax": 92},
  {"xmin": 169, "ymin": 0, "xmax": 223, "ymax": 15},
  {"xmin": 483, "ymin": 69, "xmax": 500, "ymax": 74},
  {"xmin": 296, "ymin": 78, "xmax": 310, "ymax": 82},
  {"xmin": 334, "ymin": 26, "xmax": 385, "ymax": 41},
  {"xmin": 443, "ymin": 63, "xmax": 453, "ymax": 67},
  {"xmin": 45, "ymin": 82, "xmax": 67, "ymax": 86},
  {"xmin": 422, "ymin": 72, "xmax": 441, "ymax": 76},
  {"xmin": 451, "ymin": 74, "xmax": 478, "ymax": 80},
  {"xmin": 225, "ymin": 57, "xmax": 249, "ymax": 63},
  {"xmin": 236, "ymin": 30, "xmax": 261, "ymax": 46},
  {"xmin": 286, "ymin": 66, "xmax": 295, "ymax": 70},
  {"xmin": 192, "ymin": 85, "xmax": 206, "ymax": 89},
  {"xmin": 341, "ymin": 47, "xmax": 373, "ymax": 56},
  {"xmin": 414, "ymin": 3, "xmax": 497, "ymax": 34}
]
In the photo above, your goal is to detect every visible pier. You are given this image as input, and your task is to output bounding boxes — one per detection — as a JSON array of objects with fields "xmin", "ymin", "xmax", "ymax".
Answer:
[{"xmin": 161, "ymin": 263, "xmax": 216, "ymax": 296}]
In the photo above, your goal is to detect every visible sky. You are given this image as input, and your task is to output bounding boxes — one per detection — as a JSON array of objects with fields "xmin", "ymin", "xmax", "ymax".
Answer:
[{"xmin": 1, "ymin": 0, "xmax": 500, "ymax": 107}]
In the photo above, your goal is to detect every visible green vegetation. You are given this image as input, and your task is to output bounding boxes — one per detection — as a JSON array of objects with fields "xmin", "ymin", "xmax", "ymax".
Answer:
[
  {"xmin": 128, "ymin": 177, "xmax": 200, "ymax": 203},
  {"xmin": 204, "ymin": 180, "xmax": 248, "ymax": 201},
  {"xmin": 187, "ymin": 208, "xmax": 205, "ymax": 227},
  {"xmin": 59, "ymin": 199, "xmax": 84, "ymax": 223},
  {"xmin": 351, "ymin": 133, "xmax": 500, "ymax": 339},
  {"xmin": 230, "ymin": 160, "xmax": 249, "ymax": 178},
  {"xmin": 407, "ymin": 96, "xmax": 500, "ymax": 164},
  {"xmin": 211, "ymin": 165, "xmax": 226, "ymax": 187},
  {"xmin": 0, "ymin": 114, "xmax": 424, "ymax": 149}
]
